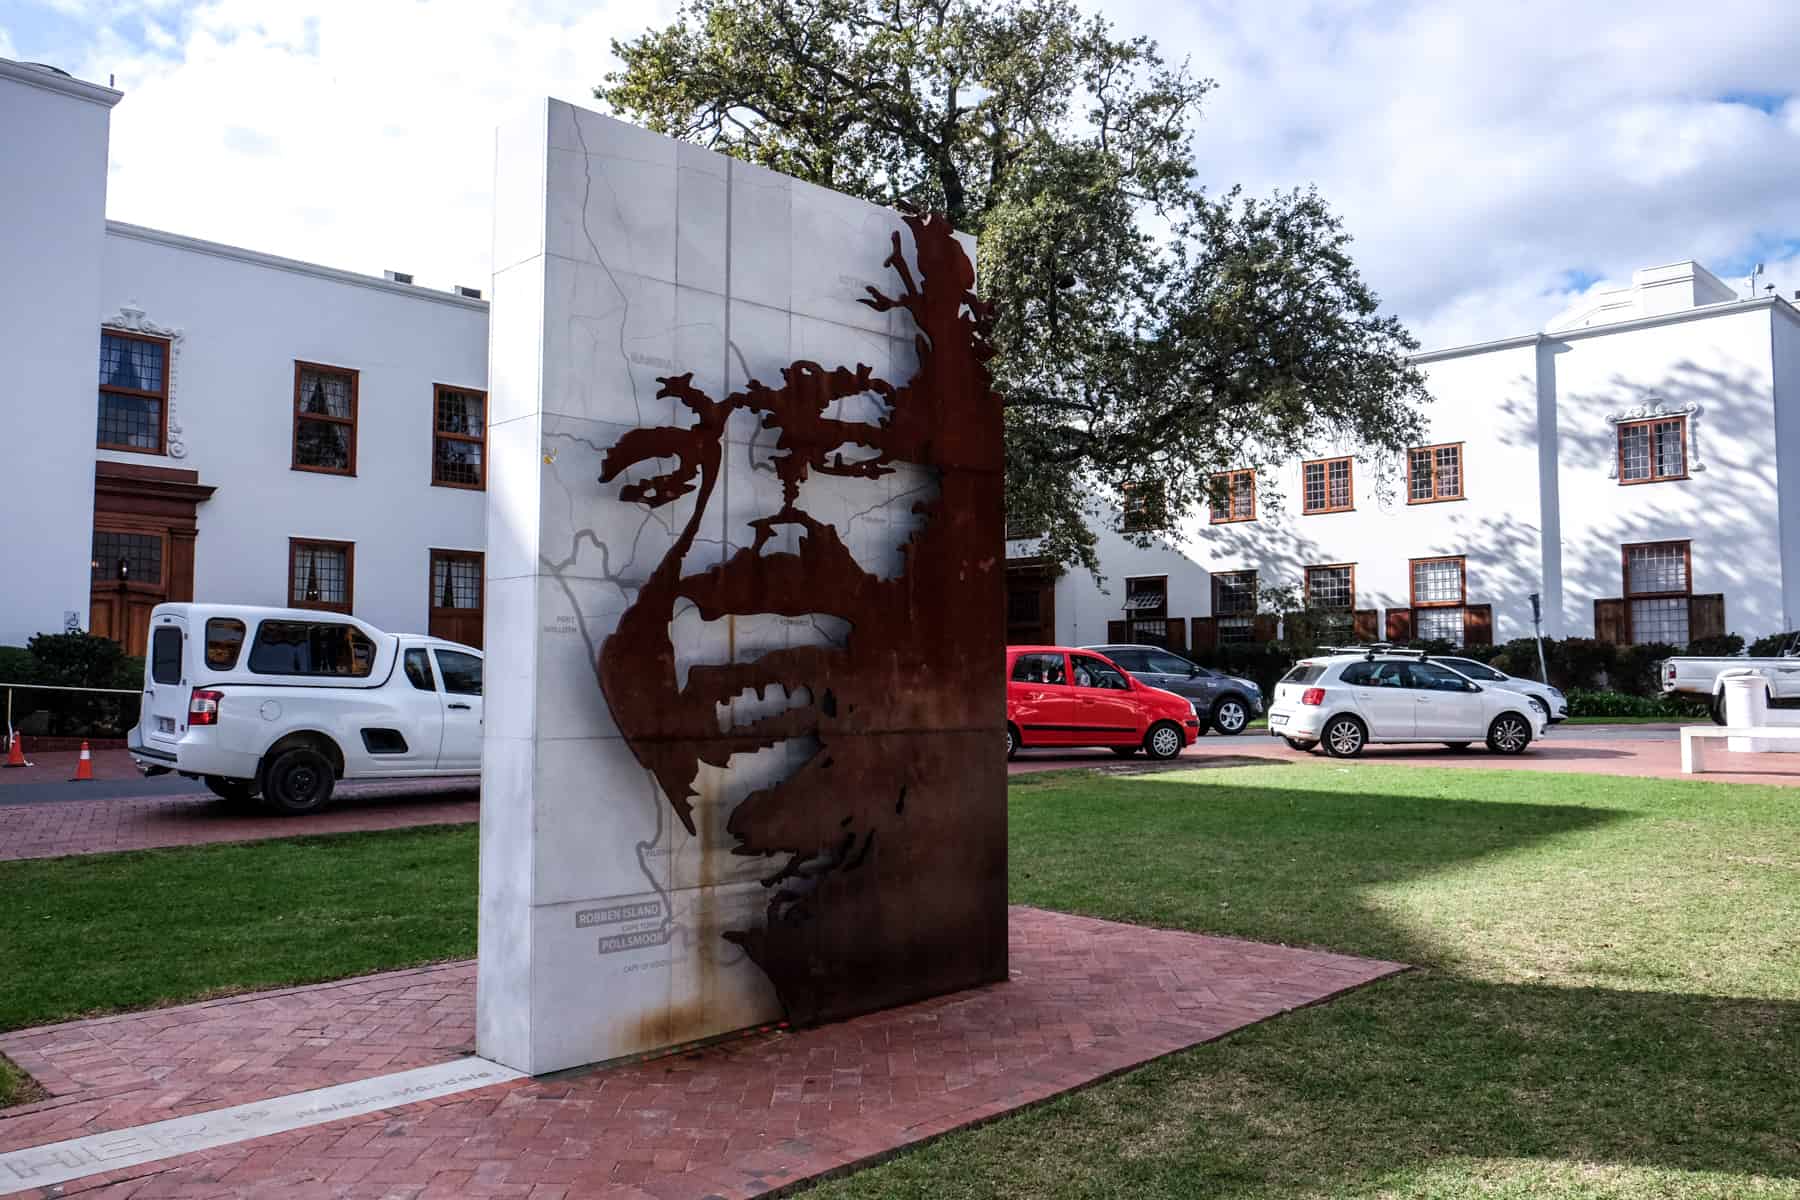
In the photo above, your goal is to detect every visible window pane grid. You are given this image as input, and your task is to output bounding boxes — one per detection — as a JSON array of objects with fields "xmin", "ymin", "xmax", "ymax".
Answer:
[
  {"xmin": 1625, "ymin": 543, "xmax": 1687, "ymax": 595},
  {"xmin": 1415, "ymin": 606, "xmax": 1465, "ymax": 646},
  {"xmin": 97, "ymin": 392, "xmax": 166, "ymax": 450},
  {"xmin": 91, "ymin": 531, "xmax": 162, "ymax": 583},
  {"xmin": 1218, "ymin": 617, "xmax": 1254, "ymax": 644},
  {"xmin": 432, "ymin": 557, "xmax": 481, "ymax": 609},
  {"xmin": 1231, "ymin": 473, "xmax": 1253, "ymax": 519},
  {"xmin": 1620, "ymin": 418, "xmax": 1685, "ymax": 482},
  {"xmin": 99, "ymin": 334, "xmax": 165, "ymax": 393},
  {"xmin": 1214, "ymin": 571, "xmax": 1256, "ymax": 616},
  {"xmin": 1434, "ymin": 446, "xmax": 1461, "ymax": 497},
  {"xmin": 1328, "ymin": 460, "xmax": 1350, "ymax": 508},
  {"xmin": 1408, "ymin": 449, "xmax": 1433, "ymax": 501},
  {"xmin": 1306, "ymin": 566, "xmax": 1352, "ymax": 610},
  {"xmin": 1304, "ymin": 459, "xmax": 1351, "ymax": 512},
  {"xmin": 295, "ymin": 366, "xmax": 355, "ymax": 473},
  {"xmin": 1411, "ymin": 558, "xmax": 1464, "ymax": 605},
  {"xmin": 1630, "ymin": 597, "xmax": 1688, "ymax": 645},
  {"xmin": 434, "ymin": 437, "xmax": 483, "ymax": 486},
  {"xmin": 98, "ymin": 332, "xmax": 167, "ymax": 452},
  {"xmin": 435, "ymin": 388, "xmax": 484, "ymax": 435},
  {"xmin": 292, "ymin": 543, "xmax": 349, "ymax": 607},
  {"xmin": 297, "ymin": 369, "xmax": 353, "ymax": 418}
]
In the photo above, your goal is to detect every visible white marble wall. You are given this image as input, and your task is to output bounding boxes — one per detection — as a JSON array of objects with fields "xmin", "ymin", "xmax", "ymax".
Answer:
[{"xmin": 478, "ymin": 98, "xmax": 941, "ymax": 1075}]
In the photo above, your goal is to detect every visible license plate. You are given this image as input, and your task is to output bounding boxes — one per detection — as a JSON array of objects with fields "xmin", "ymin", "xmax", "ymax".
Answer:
[
  {"xmin": 1270, "ymin": 714, "xmax": 1287, "ymax": 726},
  {"xmin": 157, "ymin": 716, "xmax": 175, "ymax": 733}
]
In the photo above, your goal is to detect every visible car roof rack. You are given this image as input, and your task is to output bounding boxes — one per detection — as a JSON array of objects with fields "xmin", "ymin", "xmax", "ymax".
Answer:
[{"xmin": 1315, "ymin": 643, "xmax": 1430, "ymax": 662}]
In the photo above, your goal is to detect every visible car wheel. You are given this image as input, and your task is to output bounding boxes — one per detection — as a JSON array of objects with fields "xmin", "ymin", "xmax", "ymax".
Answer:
[
  {"xmin": 204, "ymin": 776, "xmax": 258, "ymax": 808},
  {"xmin": 1709, "ymin": 693, "xmax": 1727, "ymax": 726},
  {"xmin": 1210, "ymin": 695, "xmax": 1250, "ymax": 736},
  {"xmin": 1005, "ymin": 724, "xmax": 1021, "ymax": 760},
  {"xmin": 260, "ymin": 747, "xmax": 336, "ymax": 816},
  {"xmin": 1486, "ymin": 714, "xmax": 1532, "ymax": 755},
  {"xmin": 1144, "ymin": 721, "xmax": 1184, "ymax": 761},
  {"xmin": 1322, "ymin": 716, "xmax": 1366, "ymax": 758},
  {"xmin": 1111, "ymin": 745, "xmax": 1140, "ymax": 758},
  {"xmin": 1282, "ymin": 736, "xmax": 1317, "ymax": 752},
  {"xmin": 1442, "ymin": 742, "xmax": 1472, "ymax": 751}
]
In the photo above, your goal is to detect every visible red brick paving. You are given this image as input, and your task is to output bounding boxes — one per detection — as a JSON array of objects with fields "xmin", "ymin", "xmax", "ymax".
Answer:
[
  {"xmin": 1010, "ymin": 729, "xmax": 1800, "ymax": 785},
  {"xmin": 0, "ymin": 782, "xmax": 477, "ymax": 862},
  {"xmin": 0, "ymin": 907, "xmax": 1405, "ymax": 1198}
]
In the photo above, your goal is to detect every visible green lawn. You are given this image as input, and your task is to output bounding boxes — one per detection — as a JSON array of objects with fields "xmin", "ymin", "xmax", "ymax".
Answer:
[
  {"xmin": 1, "ymin": 764, "xmax": 1796, "ymax": 1199},
  {"xmin": 811, "ymin": 764, "xmax": 1800, "ymax": 1199},
  {"xmin": 0, "ymin": 824, "xmax": 476, "ymax": 1034}
]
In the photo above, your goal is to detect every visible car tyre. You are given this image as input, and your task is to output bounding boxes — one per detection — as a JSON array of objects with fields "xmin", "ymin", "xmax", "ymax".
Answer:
[
  {"xmin": 1321, "ymin": 715, "xmax": 1367, "ymax": 758},
  {"xmin": 1709, "ymin": 693, "xmax": 1727, "ymax": 726},
  {"xmin": 204, "ymin": 776, "xmax": 258, "ymax": 809},
  {"xmin": 1111, "ymin": 745, "xmax": 1140, "ymax": 758},
  {"xmin": 1282, "ymin": 736, "xmax": 1317, "ymax": 752},
  {"xmin": 1210, "ymin": 695, "xmax": 1250, "ymax": 736},
  {"xmin": 1486, "ymin": 713, "xmax": 1532, "ymax": 755},
  {"xmin": 1144, "ymin": 721, "xmax": 1184, "ymax": 761},
  {"xmin": 260, "ymin": 747, "xmax": 336, "ymax": 816},
  {"xmin": 1005, "ymin": 724, "xmax": 1020, "ymax": 761}
]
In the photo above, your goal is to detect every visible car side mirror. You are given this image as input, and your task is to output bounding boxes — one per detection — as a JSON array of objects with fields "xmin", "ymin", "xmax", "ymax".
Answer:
[
  {"xmin": 1466, "ymin": 682, "xmax": 1482, "ymax": 693},
  {"xmin": 1188, "ymin": 665, "xmax": 1201, "ymax": 677}
]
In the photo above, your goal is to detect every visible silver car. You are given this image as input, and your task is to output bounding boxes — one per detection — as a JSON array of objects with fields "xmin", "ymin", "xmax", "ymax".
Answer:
[
  {"xmin": 1082, "ymin": 644, "xmax": 1264, "ymax": 734},
  {"xmin": 1432, "ymin": 656, "xmax": 1568, "ymax": 723}
]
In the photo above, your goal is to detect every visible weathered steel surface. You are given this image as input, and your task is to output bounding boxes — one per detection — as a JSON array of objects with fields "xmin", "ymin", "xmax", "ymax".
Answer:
[{"xmin": 596, "ymin": 210, "xmax": 1007, "ymax": 1024}]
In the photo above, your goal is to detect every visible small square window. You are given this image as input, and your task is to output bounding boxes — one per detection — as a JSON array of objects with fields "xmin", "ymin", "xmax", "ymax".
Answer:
[
  {"xmin": 1618, "ymin": 417, "xmax": 1686, "ymax": 484},
  {"xmin": 1305, "ymin": 564, "xmax": 1353, "ymax": 610},
  {"xmin": 1302, "ymin": 458, "xmax": 1353, "ymax": 514},
  {"xmin": 433, "ymin": 385, "xmax": 487, "ymax": 489},
  {"xmin": 293, "ymin": 363, "xmax": 358, "ymax": 475},
  {"xmin": 1407, "ymin": 444, "xmax": 1463, "ymax": 503},
  {"xmin": 1210, "ymin": 470, "xmax": 1256, "ymax": 523},
  {"xmin": 290, "ymin": 538, "xmax": 354, "ymax": 613}
]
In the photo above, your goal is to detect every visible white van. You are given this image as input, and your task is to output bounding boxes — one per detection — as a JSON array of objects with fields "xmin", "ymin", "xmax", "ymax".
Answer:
[{"xmin": 127, "ymin": 603, "xmax": 483, "ymax": 814}]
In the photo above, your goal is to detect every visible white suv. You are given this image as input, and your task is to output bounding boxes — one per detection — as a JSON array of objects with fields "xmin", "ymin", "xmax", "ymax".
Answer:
[
  {"xmin": 1268, "ymin": 650, "xmax": 1547, "ymax": 757},
  {"xmin": 127, "ymin": 603, "xmax": 482, "ymax": 814}
]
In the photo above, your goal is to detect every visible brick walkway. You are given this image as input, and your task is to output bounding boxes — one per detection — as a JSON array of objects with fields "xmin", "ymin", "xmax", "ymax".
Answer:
[
  {"xmin": 1010, "ymin": 728, "xmax": 1800, "ymax": 785},
  {"xmin": 0, "ymin": 782, "xmax": 478, "ymax": 862},
  {"xmin": 0, "ymin": 907, "xmax": 1404, "ymax": 1198}
]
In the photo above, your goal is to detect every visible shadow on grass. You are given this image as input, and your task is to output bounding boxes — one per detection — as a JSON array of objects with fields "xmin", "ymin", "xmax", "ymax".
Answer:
[{"xmin": 802, "ymin": 769, "xmax": 1800, "ymax": 1197}]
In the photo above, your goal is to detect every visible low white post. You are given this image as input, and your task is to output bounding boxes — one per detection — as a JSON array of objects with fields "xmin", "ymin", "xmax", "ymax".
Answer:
[{"xmin": 1722, "ymin": 672, "xmax": 1770, "ymax": 753}]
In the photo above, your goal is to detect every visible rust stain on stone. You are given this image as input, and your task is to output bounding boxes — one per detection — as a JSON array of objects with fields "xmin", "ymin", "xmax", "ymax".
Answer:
[{"xmin": 595, "ymin": 209, "xmax": 1007, "ymax": 1026}]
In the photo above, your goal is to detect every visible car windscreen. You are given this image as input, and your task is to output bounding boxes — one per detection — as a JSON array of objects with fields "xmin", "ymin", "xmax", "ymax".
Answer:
[
  {"xmin": 1281, "ymin": 664, "xmax": 1324, "ymax": 685},
  {"xmin": 1443, "ymin": 658, "xmax": 1505, "ymax": 682}
]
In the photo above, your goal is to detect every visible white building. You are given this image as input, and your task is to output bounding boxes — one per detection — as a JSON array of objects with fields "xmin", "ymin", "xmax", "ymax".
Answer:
[
  {"xmin": 6, "ymin": 56, "xmax": 1797, "ymax": 661},
  {"xmin": 1, "ymin": 59, "xmax": 488, "ymax": 655},
  {"xmin": 1006, "ymin": 262, "xmax": 1800, "ymax": 652}
]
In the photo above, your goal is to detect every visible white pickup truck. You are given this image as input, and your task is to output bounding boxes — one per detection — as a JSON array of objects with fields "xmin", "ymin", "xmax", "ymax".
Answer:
[
  {"xmin": 1658, "ymin": 634, "xmax": 1800, "ymax": 723},
  {"xmin": 127, "ymin": 603, "xmax": 482, "ymax": 814}
]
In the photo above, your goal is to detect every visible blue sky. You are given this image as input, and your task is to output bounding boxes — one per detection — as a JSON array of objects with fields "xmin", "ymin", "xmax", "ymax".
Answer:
[{"xmin": 5, "ymin": 0, "xmax": 1800, "ymax": 350}]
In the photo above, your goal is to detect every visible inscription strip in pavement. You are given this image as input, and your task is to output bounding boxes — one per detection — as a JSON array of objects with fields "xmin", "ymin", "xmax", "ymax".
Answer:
[{"xmin": 0, "ymin": 1056, "xmax": 524, "ymax": 1194}]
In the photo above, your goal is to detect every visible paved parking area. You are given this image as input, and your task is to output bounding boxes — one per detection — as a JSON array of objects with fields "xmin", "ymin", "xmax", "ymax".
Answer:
[
  {"xmin": 1009, "ymin": 724, "xmax": 1800, "ymax": 786},
  {"xmin": 0, "ymin": 781, "xmax": 478, "ymax": 862},
  {"xmin": 0, "ymin": 906, "xmax": 1403, "ymax": 1199}
]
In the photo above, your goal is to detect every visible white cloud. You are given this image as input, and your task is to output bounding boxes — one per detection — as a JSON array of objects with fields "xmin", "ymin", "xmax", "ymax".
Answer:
[{"xmin": 6, "ymin": 0, "xmax": 1800, "ymax": 347}]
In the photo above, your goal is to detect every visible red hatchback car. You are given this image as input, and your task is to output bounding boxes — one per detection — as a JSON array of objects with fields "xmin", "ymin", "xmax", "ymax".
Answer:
[{"xmin": 1006, "ymin": 645, "xmax": 1201, "ymax": 760}]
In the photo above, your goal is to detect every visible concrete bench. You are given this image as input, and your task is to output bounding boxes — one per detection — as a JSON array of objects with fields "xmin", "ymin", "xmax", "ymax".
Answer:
[{"xmin": 1680, "ymin": 725, "xmax": 1800, "ymax": 774}]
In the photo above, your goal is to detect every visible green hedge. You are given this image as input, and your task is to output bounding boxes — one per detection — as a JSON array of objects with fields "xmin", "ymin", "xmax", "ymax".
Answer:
[
  {"xmin": 1564, "ymin": 689, "xmax": 1710, "ymax": 719},
  {"xmin": 0, "ymin": 633, "xmax": 143, "ymax": 737}
]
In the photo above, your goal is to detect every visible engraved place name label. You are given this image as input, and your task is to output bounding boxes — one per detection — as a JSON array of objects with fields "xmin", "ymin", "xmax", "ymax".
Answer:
[
  {"xmin": 628, "ymin": 352, "xmax": 675, "ymax": 368},
  {"xmin": 597, "ymin": 928, "xmax": 673, "ymax": 956},
  {"xmin": 837, "ymin": 273, "xmax": 875, "ymax": 289},
  {"xmin": 575, "ymin": 900, "xmax": 665, "ymax": 928},
  {"xmin": 541, "ymin": 614, "xmax": 579, "ymax": 635}
]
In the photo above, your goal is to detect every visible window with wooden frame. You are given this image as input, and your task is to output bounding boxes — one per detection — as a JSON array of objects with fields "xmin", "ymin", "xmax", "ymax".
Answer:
[
  {"xmin": 1213, "ymin": 570, "xmax": 1257, "ymax": 644},
  {"xmin": 1623, "ymin": 540, "xmax": 1690, "ymax": 644},
  {"xmin": 289, "ymin": 538, "xmax": 354, "ymax": 614},
  {"xmin": 429, "ymin": 549, "xmax": 485, "ymax": 648},
  {"xmin": 1304, "ymin": 564, "xmax": 1354, "ymax": 610},
  {"xmin": 1410, "ymin": 555, "xmax": 1467, "ymax": 646},
  {"xmin": 293, "ymin": 362, "xmax": 358, "ymax": 475},
  {"xmin": 97, "ymin": 330, "xmax": 170, "ymax": 454},
  {"xmin": 1617, "ymin": 417, "xmax": 1686, "ymax": 484},
  {"xmin": 1301, "ymin": 457, "xmax": 1353, "ymax": 514},
  {"xmin": 90, "ymin": 529, "xmax": 165, "ymax": 584},
  {"xmin": 1407, "ymin": 443, "xmax": 1464, "ymax": 503},
  {"xmin": 1209, "ymin": 470, "xmax": 1256, "ymax": 524},
  {"xmin": 432, "ymin": 385, "xmax": 487, "ymax": 489},
  {"xmin": 1121, "ymin": 481, "xmax": 1166, "ymax": 532}
]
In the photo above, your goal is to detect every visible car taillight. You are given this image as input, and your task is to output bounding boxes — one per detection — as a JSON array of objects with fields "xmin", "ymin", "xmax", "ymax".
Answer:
[
  {"xmin": 189, "ymin": 688, "xmax": 223, "ymax": 726},
  {"xmin": 1300, "ymin": 688, "xmax": 1326, "ymax": 706},
  {"xmin": 1664, "ymin": 663, "xmax": 1676, "ymax": 683}
]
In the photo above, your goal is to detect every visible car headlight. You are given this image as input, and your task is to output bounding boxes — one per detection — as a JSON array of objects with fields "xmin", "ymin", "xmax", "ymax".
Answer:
[{"xmin": 1548, "ymin": 687, "xmax": 1564, "ymax": 697}]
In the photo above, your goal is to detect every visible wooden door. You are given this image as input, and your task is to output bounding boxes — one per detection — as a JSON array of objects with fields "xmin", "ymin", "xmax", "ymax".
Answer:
[
  {"xmin": 90, "ymin": 463, "xmax": 214, "ymax": 654},
  {"xmin": 429, "ymin": 549, "xmax": 485, "ymax": 648}
]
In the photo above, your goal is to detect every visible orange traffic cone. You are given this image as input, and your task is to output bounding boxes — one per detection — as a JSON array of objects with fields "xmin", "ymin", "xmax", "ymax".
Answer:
[
  {"xmin": 4, "ymin": 732, "xmax": 27, "ymax": 768},
  {"xmin": 70, "ymin": 741, "xmax": 94, "ymax": 782}
]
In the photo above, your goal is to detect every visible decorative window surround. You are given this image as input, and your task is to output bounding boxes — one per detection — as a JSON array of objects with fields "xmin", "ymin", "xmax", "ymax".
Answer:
[
  {"xmin": 1605, "ymin": 398, "xmax": 1703, "ymax": 478},
  {"xmin": 101, "ymin": 305, "xmax": 187, "ymax": 458}
]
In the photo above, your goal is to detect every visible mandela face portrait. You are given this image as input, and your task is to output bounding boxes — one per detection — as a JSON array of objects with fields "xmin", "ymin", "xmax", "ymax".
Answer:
[{"xmin": 594, "ymin": 211, "xmax": 1007, "ymax": 1023}]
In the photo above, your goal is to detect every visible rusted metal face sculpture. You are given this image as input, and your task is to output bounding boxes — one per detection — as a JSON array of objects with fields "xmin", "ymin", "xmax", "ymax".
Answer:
[{"xmin": 595, "ymin": 211, "xmax": 1007, "ymax": 1024}]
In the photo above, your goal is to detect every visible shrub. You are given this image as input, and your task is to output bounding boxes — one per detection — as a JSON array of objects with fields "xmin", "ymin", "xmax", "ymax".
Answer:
[
  {"xmin": 1687, "ymin": 633, "xmax": 1745, "ymax": 657},
  {"xmin": 1749, "ymin": 630, "xmax": 1799, "ymax": 657},
  {"xmin": 6, "ymin": 633, "xmax": 142, "ymax": 737},
  {"xmin": 1565, "ymin": 689, "xmax": 1708, "ymax": 720}
]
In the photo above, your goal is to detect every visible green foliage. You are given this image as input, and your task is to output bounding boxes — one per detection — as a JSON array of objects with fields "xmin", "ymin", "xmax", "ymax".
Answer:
[
  {"xmin": 1689, "ymin": 633, "xmax": 1745, "ymax": 657},
  {"xmin": 1, "ymin": 633, "xmax": 141, "ymax": 737},
  {"xmin": 1564, "ymin": 689, "xmax": 1708, "ymax": 719},
  {"xmin": 599, "ymin": 0, "xmax": 1430, "ymax": 572},
  {"xmin": 1750, "ymin": 630, "xmax": 1799, "ymax": 657}
]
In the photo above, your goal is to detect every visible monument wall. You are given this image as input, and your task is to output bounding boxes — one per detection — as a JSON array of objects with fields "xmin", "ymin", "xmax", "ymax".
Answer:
[{"xmin": 478, "ymin": 98, "xmax": 1007, "ymax": 1076}]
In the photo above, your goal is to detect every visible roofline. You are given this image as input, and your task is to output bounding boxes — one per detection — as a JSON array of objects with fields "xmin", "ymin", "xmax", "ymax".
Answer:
[
  {"xmin": 0, "ymin": 59, "xmax": 121, "ymax": 108},
  {"xmin": 1412, "ymin": 294, "xmax": 1800, "ymax": 365},
  {"xmin": 104, "ymin": 221, "xmax": 489, "ymax": 312}
]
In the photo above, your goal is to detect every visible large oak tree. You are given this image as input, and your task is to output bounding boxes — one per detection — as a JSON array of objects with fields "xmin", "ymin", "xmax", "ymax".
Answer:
[{"xmin": 600, "ymin": 0, "xmax": 1428, "ymax": 571}]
